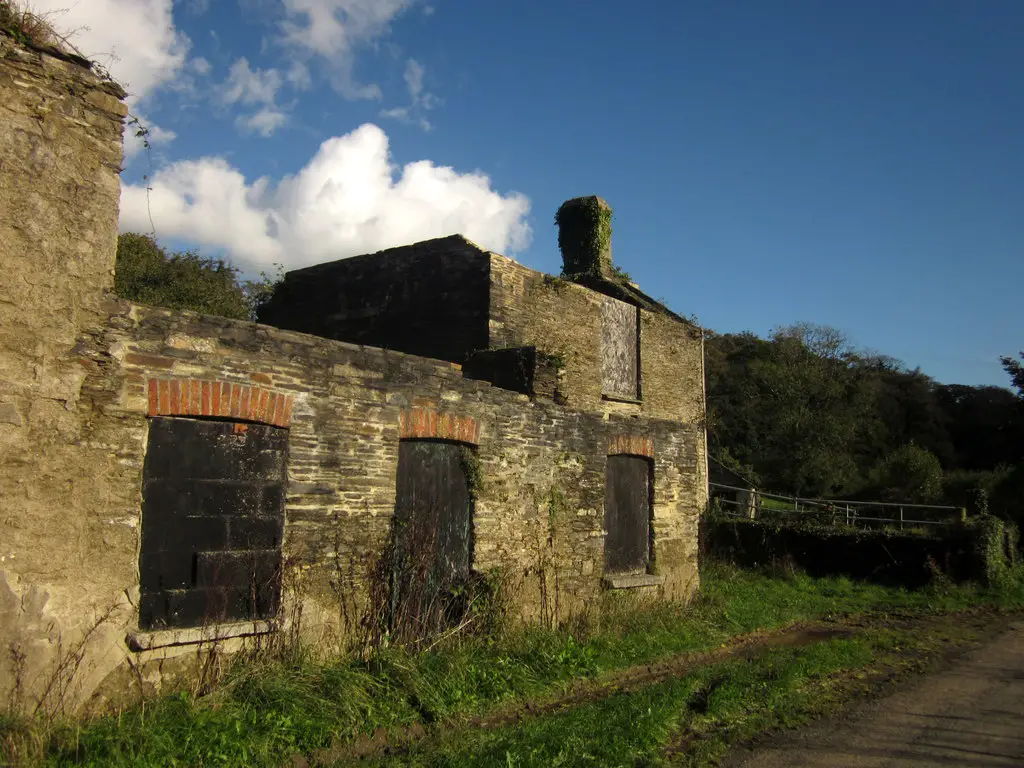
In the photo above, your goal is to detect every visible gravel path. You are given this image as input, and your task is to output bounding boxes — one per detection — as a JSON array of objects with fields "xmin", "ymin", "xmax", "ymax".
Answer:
[{"xmin": 726, "ymin": 620, "xmax": 1024, "ymax": 767}]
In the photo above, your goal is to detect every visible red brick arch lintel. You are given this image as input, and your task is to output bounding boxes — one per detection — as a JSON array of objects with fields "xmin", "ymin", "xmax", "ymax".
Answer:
[
  {"xmin": 608, "ymin": 434, "xmax": 654, "ymax": 458},
  {"xmin": 398, "ymin": 407, "xmax": 479, "ymax": 445},
  {"xmin": 146, "ymin": 378, "xmax": 294, "ymax": 428}
]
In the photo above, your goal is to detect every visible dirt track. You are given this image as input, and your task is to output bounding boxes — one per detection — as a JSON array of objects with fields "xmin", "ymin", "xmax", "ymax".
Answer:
[{"xmin": 725, "ymin": 620, "xmax": 1024, "ymax": 767}]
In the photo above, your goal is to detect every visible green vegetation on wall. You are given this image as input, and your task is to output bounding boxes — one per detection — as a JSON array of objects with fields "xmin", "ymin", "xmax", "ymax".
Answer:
[
  {"xmin": 703, "ymin": 512, "xmax": 1019, "ymax": 588},
  {"xmin": 555, "ymin": 196, "xmax": 613, "ymax": 277},
  {"xmin": 0, "ymin": 2, "xmax": 61, "ymax": 49}
]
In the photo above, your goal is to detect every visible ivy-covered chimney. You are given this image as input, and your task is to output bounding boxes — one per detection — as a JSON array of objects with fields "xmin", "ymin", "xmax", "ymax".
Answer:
[{"xmin": 556, "ymin": 196, "xmax": 613, "ymax": 279}]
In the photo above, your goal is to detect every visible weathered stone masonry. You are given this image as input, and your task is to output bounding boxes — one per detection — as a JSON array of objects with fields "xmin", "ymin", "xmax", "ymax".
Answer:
[{"xmin": 0, "ymin": 35, "xmax": 708, "ymax": 713}]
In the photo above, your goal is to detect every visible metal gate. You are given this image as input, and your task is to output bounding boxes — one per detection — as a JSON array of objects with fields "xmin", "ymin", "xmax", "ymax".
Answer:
[
  {"xmin": 604, "ymin": 454, "xmax": 652, "ymax": 573},
  {"xmin": 386, "ymin": 440, "xmax": 474, "ymax": 638},
  {"xmin": 139, "ymin": 417, "xmax": 287, "ymax": 630}
]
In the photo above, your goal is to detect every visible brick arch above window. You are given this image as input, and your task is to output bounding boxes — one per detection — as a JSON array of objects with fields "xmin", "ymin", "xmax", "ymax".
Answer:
[
  {"xmin": 398, "ymin": 407, "xmax": 479, "ymax": 445},
  {"xmin": 607, "ymin": 435, "xmax": 654, "ymax": 458},
  {"xmin": 147, "ymin": 378, "xmax": 295, "ymax": 428}
]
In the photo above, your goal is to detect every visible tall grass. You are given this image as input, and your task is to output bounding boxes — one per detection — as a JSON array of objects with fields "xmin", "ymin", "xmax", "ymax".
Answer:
[
  {"xmin": 7, "ymin": 562, "xmax": 1024, "ymax": 767},
  {"xmin": 373, "ymin": 629, "xmax": 944, "ymax": 768},
  {"xmin": 0, "ymin": 1, "xmax": 72, "ymax": 52}
]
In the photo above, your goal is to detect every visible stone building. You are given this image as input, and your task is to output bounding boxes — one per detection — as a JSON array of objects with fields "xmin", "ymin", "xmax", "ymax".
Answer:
[{"xmin": 0, "ymin": 33, "xmax": 708, "ymax": 713}]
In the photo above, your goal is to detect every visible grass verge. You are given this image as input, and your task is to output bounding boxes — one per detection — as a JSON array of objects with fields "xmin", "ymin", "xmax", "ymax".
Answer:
[
  {"xmin": 4, "ymin": 562, "xmax": 1024, "ymax": 766},
  {"xmin": 364, "ymin": 614, "xmax": 1003, "ymax": 767}
]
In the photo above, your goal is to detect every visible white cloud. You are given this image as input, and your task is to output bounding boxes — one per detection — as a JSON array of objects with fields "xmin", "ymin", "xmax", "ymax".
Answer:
[
  {"xmin": 221, "ymin": 57, "xmax": 282, "ymax": 106},
  {"xmin": 191, "ymin": 56, "xmax": 212, "ymax": 75},
  {"xmin": 119, "ymin": 123, "xmax": 532, "ymax": 269},
  {"xmin": 31, "ymin": 0, "xmax": 188, "ymax": 104},
  {"xmin": 219, "ymin": 57, "xmax": 288, "ymax": 136},
  {"xmin": 277, "ymin": 0, "xmax": 412, "ymax": 99},
  {"xmin": 287, "ymin": 60, "xmax": 312, "ymax": 90},
  {"xmin": 380, "ymin": 58, "xmax": 437, "ymax": 131},
  {"xmin": 30, "ymin": 0, "xmax": 189, "ymax": 154},
  {"xmin": 405, "ymin": 58, "xmax": 425, "ymax": 100},
  {"xmin": 239, "ymin": 107, "xmax": 289, "ymax": 137}
]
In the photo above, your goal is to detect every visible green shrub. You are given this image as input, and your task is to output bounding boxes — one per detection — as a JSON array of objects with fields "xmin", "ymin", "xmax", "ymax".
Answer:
[
  {"xmin": 114, "ymin": 233, "xmax": 282, "ymax": 321},
  {"xmin": 869, "ymin": 444, "xmax": 943, "ymax": 503},
  {"xmin": 961, "ymin": 513, "xmax": 1019, "ymax": 586}
]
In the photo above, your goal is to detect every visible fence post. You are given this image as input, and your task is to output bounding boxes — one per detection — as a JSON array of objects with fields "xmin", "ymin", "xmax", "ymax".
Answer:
[
  {"xmin": 737, "ymin": 488, "xmax": 758, "ymax": 519},
  {"xmin": 899, "ymin": 507, "xmax": 904, "ymax": 531}
]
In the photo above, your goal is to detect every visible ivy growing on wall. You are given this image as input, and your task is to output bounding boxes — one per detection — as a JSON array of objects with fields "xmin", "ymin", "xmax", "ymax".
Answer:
[
  {"xmin": 458, "ymin": 445, "xmax": 483, "ymax": 501},
  {"xmin": 965, "ymin": 514, "xmax": 1018, "ymax": 586},
  {"xmin": 556, "ymin": 196, "xmax": 613, "ymax": 277}
]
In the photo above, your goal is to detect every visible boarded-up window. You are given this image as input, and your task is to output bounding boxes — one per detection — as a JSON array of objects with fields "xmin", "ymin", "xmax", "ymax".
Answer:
[
  {"xmin": 138, "ymin": 418, "xmax": 287, "ymax": 631},
  {"xmin": 601, "ymin": 297, "xmax": 640, "ymax": 399},
  {"xmin": 604, "ymin": 455, "xmax": 653, "ymax": 573},
  {"xmin": 385, "ymin": 440, "xmax": 474, "ymax": 638}
]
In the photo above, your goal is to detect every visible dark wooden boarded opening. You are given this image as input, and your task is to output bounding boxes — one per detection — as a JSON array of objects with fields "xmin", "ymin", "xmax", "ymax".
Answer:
[
  {"xmin": 604, "ymin": 454, "xmax": 653, "ymax": 574},
  {"xmin": 138, "ymin": 417, "xmax": 288, "ymax": 630},
  {"xmin": 601, "ymin": 297, "xmax": 640, "ymax": 400},
  {"xmin": 385, "ymin": 439, "xmax": 474, "ymax": 639}
]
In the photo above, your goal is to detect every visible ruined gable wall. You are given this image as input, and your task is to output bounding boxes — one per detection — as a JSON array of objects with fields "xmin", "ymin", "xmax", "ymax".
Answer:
[
  {"xmin": 488, "ymin": 253, "xmax": 605, "ymax": 410},
  {"xmin": 488, "ymin": 254, "xmax": 708, "ymax": 577},
  {"xmin": 487, "ymin": 253, "xmax": 706, "ymax": 421}
]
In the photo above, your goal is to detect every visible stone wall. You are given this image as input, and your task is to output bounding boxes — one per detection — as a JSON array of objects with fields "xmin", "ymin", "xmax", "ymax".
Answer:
[
  {"xmin": 68, "ymin": 301, "xmax": 700, "ymax": 709},
  {"xmin": 487, "ymin": 255, "xmax": 708, "ymax": 579},
  {"xmin": 0, "ymin": 34, "xmax": 706, "ymax": 714},
  {"xmin": 259, "ymin": 235, "xmax": 492, "ymax": 364},
  {"xmin": 488, "ymin": 253, "xmax": 708, "ymax": 425},
  {"xmin": 0, "ymin": 38, "xmax": 131, "ymax": 716},
  {"xmin": 107, "ymin": 303, "xmax": 703, "ymax": 605}
]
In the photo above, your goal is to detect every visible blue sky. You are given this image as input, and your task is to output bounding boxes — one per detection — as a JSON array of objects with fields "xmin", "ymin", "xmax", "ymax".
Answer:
[{"xmin": 41, "ymin": 0, "xmax": 1023, "ymax": 387}]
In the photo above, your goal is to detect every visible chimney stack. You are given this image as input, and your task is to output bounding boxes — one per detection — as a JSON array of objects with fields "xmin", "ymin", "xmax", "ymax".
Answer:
[{"xmin": 556, "ymin": 196, "xmax": 613, "ymax": 279}]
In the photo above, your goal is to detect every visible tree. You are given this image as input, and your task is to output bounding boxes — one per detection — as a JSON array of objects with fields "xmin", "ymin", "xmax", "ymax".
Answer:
[
  {"xmin": 115, "ymin": 233, "xmax": 281, "ymax": 321},
  {"xmin": 1001, "ymin": 352, "xmax": 1024, "ymax": 397},
  {"xmin": 705, "ymin": 324, "xmax": 877, "ymax": 497},
  {"xmin": 772, "ymin": 322, "xmax": 853, "ymax": 362},
  {"xmin": 934, "ymin": 384, "xmax": 1022, "ymax": 471},
  {"xmin": 864, "ymin": 365, "xmax": 953, "ymax": 469}
]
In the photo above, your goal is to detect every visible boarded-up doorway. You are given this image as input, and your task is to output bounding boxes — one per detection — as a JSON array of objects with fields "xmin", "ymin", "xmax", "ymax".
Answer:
[
  {"xmin": 604, "ymin": 455, "xmax": 653, "ymax": 574},
  {"xmin": 601, "ymin": 297, "xmax": 640, "ymax": 400},
  {"xmin": 139, "ymin": 417, "xmax": 288, "ymax": 630},
  {"xmin": 385, "ymin": 440, "xmax": 474, "ymax": 638}
]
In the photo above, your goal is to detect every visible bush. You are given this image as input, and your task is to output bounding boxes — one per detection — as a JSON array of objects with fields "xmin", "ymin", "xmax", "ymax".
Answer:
[
  {"xmin": 115, "ymin": 233, "xmax": 249, "ymax": 319},
  {"xmin": 943, "ymin": 466, "xmax": 1015, "ymax": 514},
  {"xmin": 114, "ymin": 233, "xmax": 282, "ymax": 321},
  {"xmin": 703, "ymin": 514, "xmax": 1015, "ymax": 588},
  {"xmin": 989, "ymin": 464, "xmax": 1024, "ymax": 525},
  {"xmin": 868, "ymin": 444, "xmax": 943, "ymax": 503}
]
